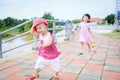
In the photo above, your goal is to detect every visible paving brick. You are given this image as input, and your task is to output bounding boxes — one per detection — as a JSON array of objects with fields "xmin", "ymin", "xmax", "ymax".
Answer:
[
  {"xmin": 21, "ymin": 60, "xmax": 36, "ymax": 65},
  {"xmin": 102, "ymin": 78, "xmax": 114, "ymax": 80},
  {"xmin": 64, "ymin": 55, "xmax": 78, "ymax": 60},
  {"xmin": 60, "ymin": 58, "xmax": 73, "ymax": 66},
  {"xmin": 84, "ymin": 64, "xmax": 103, "ymax": 70},
  {"xmin": 39, "ymin": 70, "xmax": 55, "ymax": 79},
  {"xmin": 4, "ymin": 74, "xmax": 28, "ymax": 80},
  {"xmin": 0, "ymin": 60, "xmax": 4, "ymax": 65},
  {"xmin": 77, "ymin": 54, "xmax": 91, "ymax": 60},
  {"xmin": 105, "ymin": 61, "xmax": 120, "ymax": 67},
  {"xmin": 68, "ymin": 62, "xmax": 85, "ymax": 68},
  {"xmin": 60, "ymin": 72, "xmax": 78, "ymax": 80},
  {"xmin": 61, "ymin": 52, "xmax": 68, "ymax": 57},
  {"xmin": 92, "ymin": 54, "xmax": 106, "ymax": 59},
  {"xmin": 0, "ymin": 61, "xmax": 20, "ymax": 67},
  {"xmin": 45, "ymin": 65, "xmax": 64, "ymax": 72},
  {"xmin": 12, "ymin": 58, "xmax": 26, "ymax": 63},
  {"xmin": 19, "ymin": 55, "xmax": 34, "ymax": 60},
  {"xmin": 96, "ymin": 48, "xmax": 108, "ymax": 52},
  {"xmin": 88, "ymin": 59, "xmax": 105, "ymax": 65},
  {"xmin": 104, "ymin": 66, "xmax": 120, "ymax": 73},
  {"xmin": 77, "ymin": 75, "xmax": 100, "ymax": 80},
  {"xmin": 108, "ymin": 48, "xmax": 119, "ymax": 52},
  {"xmin": 62, "ymin": 66, "xmax": 82, "ymax": 74},
  {"xmin": 0, "ymin": 66, "xmax": 23, "ymax": 74},
  {"xmin": 16, "ymin": 68, "xmax": 34, "ymax": 76},
  {"xmin": 107, "ymin": 51, "xmax": 120, "ymax": 54},
  {"xmin": 95, "ymin": 51, "xmax": 107, "ymax": 55},
  {"xmin": 15, "ymin": 63, "xmax": 34, "ymax": 69},
  {"xmin": 81, "ymin": 69, "xmax": 102, "ymax": 77},
  {"xmin": 91, "ymin": 57, "xmax": 106, "ymax": 62},
  {"xmin": 102, "ymin": 71, "xmax": 120, "ymax": 80},
  {"xmin": 37, "ymin": 78, "xmax": 49, "ymax": 80},
  {"xmin": 106, "ymin": 58, "xmax": 120, "ymax": 62},
  {"xmin": 0, "ymin": 66, "xmax": 9, "ymax": 71},
  {"xmin": 107, "ymin": 54, "xmax": 120, "ymax": 58},
  {"xmin": 0, "ymin": 73, "xmax": 10, "ymax": 80},
  {"xmin": 73, "ymin": 59, "xmax": 88, "ymax": 64}
]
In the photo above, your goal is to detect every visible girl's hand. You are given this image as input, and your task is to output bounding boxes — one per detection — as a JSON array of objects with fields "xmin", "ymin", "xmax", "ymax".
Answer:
[
  {"xmin": 72, "ymin": 31, "xmax": 75, "ymax": 34},
  {"xmin": 40, "ymin": 43, "xmax": 44, "ymax": 47},
  {"xmin": 39, "ymin": 40, "xmax": 44, "ymax": 47},
  {"xmin": 72, "ymin": 29, "xmax": 76, "ymax": 34}
]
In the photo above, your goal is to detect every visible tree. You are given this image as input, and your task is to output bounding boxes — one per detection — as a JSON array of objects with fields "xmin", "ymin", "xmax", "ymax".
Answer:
[
  {"xmin": 0, "ymin": 20, "xmax": 5, "ymax": 28},
  {"xmin": 42, "ymin": 12, "xmax": 55, "ymax": 33},
  {"xmin": 105, "ymin": 14, "xmax": 115, "ymax": 25},
  {"xmin": 72, "ymin": 19, "xmax": 80, "ymax": 24},
  {"xmin": 42, "ymin": 12, "xmax": 54, "ymax": 20},
  {"xmin": 3, "ymin": 17, "xmax": 15, "ymax": 27},
  {"xmin": 18, "ymin": 19, "xmax": 28, "ymax": 32}
]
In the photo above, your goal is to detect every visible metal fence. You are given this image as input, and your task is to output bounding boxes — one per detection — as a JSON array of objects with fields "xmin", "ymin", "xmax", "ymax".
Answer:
[{"xmin": 0, "ymin": 18, "xmax": 72, "ymax": 58}]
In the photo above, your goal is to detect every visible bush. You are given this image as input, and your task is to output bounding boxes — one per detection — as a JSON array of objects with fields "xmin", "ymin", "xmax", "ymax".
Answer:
[
  {"xmin": 113, "ymin": 29, "xmax": 120, "ymax": 32},
  {"xmin": 2, "ymin": 33, "xmax": 13, "ymax": 39}
]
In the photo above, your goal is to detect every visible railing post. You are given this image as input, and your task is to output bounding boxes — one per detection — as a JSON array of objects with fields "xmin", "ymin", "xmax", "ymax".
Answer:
[
  {"xmin": 0, "ymin": 34, "xmax": 2, "ymax": 58},
  {"xmin": 32, "ymin": 35, "xmax": 38, "ymax": 50},
  {"xmin": 53, "ymin": 20, "xmax": 57, "ymax": 43},
  {"xmin": 65, "ymin": 21, "xmax": 72, "ymax": 40},
  {"xmin": 65, "ymin": 22, "xmax": 69, "ymax": 40},
  {"xmin": 68, "ymin": 22, "xmax": 72, "ymax": 37}
]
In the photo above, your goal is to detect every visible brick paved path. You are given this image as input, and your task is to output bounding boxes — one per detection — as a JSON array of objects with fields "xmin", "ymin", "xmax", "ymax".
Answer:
[{"xmin": 0, "ymin": 33, "xmax": 120, "ymax": 80}]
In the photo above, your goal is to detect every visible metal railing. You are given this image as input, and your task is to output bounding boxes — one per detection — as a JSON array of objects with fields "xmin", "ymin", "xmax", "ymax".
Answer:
[{"xmin": 0, "ymin": 18, "xmax": 72, "ymax": 58}]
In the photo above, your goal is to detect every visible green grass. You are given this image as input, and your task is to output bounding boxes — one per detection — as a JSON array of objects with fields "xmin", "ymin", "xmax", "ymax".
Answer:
[
  {"xmin": 23, "ymin": 33, "xmax": 33, "ymax": 41},
  {"xmin": 1, "ymin": 27, "xmax": 31, "ymax": 39},
  {"xmin": 101, "ymin": 29, "xmax": 120, "ymax": 41}
]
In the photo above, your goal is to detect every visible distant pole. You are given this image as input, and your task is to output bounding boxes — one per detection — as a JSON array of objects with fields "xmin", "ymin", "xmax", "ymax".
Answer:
[
  {"xmin": 115, "ymin": 0, "xmax": 120, "ymax": 29},
  {"xmin": 53, "ymin": 20, "xmax": 57, "ymax": 43},
  {"xmin": 32, "ymin": 35, "xmax": 38, "ymax": 50},
  {"xmin": 65, "ymin": 21, "xmax": 72, "ymax": 40}
]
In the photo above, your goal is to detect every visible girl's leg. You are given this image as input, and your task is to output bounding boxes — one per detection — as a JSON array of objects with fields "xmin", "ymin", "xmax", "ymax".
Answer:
[
  {"xmin": 30, "ymin": 57, "xmax": 44, "ymax": 78},
  {"xmin": 34, "ymin": 68, "xmax": 40, "ymax": 76},
  {"xmin": 80, "ymin": 42, "xmax": 84, "ymax": 54},
  {"xmin": 29, "ymin": 68, "xmax": 40, "ymax": 80},
  {"xmin": 50, "ymin": 57, "xmax": 60, "ymax": 80},
  {"xmin": 87, "ymin": 43, "xmax": 92, "ymax": 53}
]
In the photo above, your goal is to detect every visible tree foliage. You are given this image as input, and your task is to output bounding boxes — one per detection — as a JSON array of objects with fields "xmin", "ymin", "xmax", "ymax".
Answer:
[
  {"xmin": 42, "ymin": 12, "xmax": 55, "ymax": 33},
  {"xmin": 42, "ymin": 12, "xmax": 54, "ymax": 20},
  {"xmin": 105, "ymin": 14, "xmax": 115, "ymax": 25},
  {"xmin": 0, "ymin": 17, "xmax": 30, "ymax": 32},
  {"xmin": 72, "ymin": 19, "xmax": 80, "ymax": 24}
]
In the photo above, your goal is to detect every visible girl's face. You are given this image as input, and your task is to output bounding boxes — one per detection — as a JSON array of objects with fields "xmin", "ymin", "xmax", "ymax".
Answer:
[
  {"xmin": 36, "ymin": 23, "xmax": 48, "ymax": 35},
  {"xmin": 83, "ymin": 15, "xmax": 89, "ymax": 22}
]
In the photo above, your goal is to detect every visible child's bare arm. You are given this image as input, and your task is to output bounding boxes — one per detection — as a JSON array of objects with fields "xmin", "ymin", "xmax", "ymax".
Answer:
[
  {"xmin": 40, "ymin": 36, "xmax": 52, "ymax": 48},
  {"xmin": 88, "ymin": 28, "xmax": 94, "ymax": 38},
  {"xmin": 30, "ymin": 27, "xmax": 39, "ymax": 37}
]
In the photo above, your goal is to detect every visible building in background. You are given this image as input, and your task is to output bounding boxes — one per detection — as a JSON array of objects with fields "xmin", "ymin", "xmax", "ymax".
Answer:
[{"xmin": 115, "ymin": 0, "xmax": 120, "ymax": 28}]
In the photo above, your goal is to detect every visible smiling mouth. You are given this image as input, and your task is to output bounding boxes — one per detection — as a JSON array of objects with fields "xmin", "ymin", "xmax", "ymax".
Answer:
[{"xmin": 38, "ymin": 31, "xmax": 42, "ymax": 33}]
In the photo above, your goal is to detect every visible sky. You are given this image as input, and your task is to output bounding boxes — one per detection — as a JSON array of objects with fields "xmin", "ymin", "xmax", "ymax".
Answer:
[{"xmin": 0, "ymin": 0, "xmax": 116, "ymax": 20}]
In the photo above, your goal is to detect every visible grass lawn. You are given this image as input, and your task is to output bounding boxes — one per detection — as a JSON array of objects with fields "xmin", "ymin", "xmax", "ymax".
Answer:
[
  {"xmin": 101, "ymin": 29, "xmax": 120, "ymax": 41},
  {"xmin": 23, "ymin": 33, "xmax": 33, "ymax": 41}
]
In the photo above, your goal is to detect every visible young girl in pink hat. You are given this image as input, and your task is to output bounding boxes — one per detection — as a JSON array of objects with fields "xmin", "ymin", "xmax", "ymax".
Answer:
[{"xmin": 29, "ymin": 18, "xmax": 61, "ymax": 80}]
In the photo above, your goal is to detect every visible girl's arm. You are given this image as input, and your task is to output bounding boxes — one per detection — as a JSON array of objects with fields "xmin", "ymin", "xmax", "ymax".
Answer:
[
  {"xmin": 40, "ymin": 36, "xmax": 52, "ymax": 48},
  {"xmin": 72, "ymin": 24, "xmax": 81, "ymax": 34},
  {"xmin": 30, "ymin": 27, "xmax": 39, "ymax": 37},
  {"xmin": 88, "ymin": 28, "xmax": 94, "ymax": 38}
]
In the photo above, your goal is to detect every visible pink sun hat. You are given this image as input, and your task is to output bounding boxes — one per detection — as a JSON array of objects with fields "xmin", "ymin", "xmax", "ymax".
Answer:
[{"xmin": 32, "ymin": 18, "xmax": 48, "ymax": 32}]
